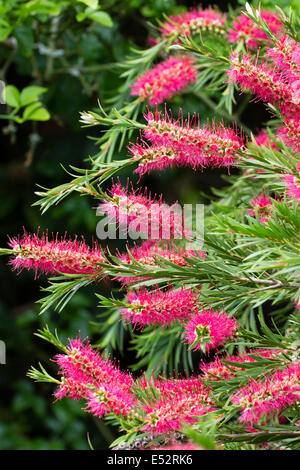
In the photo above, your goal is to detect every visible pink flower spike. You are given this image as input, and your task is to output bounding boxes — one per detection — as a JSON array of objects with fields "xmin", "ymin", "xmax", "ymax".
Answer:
[
  {"xmin": 144, "ymin": 110, "xmax": 243, "ymax": 169},
  {"xmin": 228, "ymin": 11, "xmax": 283, "ymax": 49},
  {"xmin": 268, "ymin": 36, "xmax": 300, "ymax": 84},
  {"xmin": 131, "ymin": 56, "xmax": 198, "ymax": 106},
  {"xmin": 277, "ymin": 119, "xmax": 300, "ymax": 153},
  {"xmin": 184, "ymin": 308, "xmax": 238, "ymax": 353},
  {"xmin": 97, "ymin": 181, "xmax": 188, "ymax": 240},
  {"xmin": 231, "ymin": 363, "xmax": 300, "ymax": 425},
  {"xmin": 160, "ymin": 8, "xmax": 225, "ymax": 39},
  {"xmin": 8, "ymin": 231, "xmax": 105, "ymax": 278},
  {"xmin": 283, "ymin": 164, "xmax": 300, "ymax": 201},
  {"xmin": 140, "ymin": 376, "xmax": 214, "ymax": 435},
  {"xmin": 228, "ymin": 53, "xmax": 300, "ymax": 119},
  {"xmin": 121, "ymin": 287, "xmax": 199, "ymax": 327},
  {"xmin": 248, "ymin": 192, "xmax": 274, "ymax": 223},
  {"xmin": 54, "ymin": 338, "xmax": 133, "ymax": 393},
  {"xmin": 53, "ymin": 338, "xmax": 136, "ymax": 419}
]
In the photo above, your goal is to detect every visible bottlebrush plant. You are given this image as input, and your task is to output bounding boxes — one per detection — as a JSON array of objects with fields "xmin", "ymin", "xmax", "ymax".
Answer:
[{"xmin": 1, "ymin": 2, "xmax": 300, "ymax": 451}]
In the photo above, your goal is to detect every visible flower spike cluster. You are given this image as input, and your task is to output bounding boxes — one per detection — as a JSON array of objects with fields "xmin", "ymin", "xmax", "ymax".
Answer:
[
  {"xmin": 8, "ymin": 231, "xmax": 105, "ymax": 278},
  {"xmin": 131, "ymin": 56, "xmax": 198, "ymax": 106}
]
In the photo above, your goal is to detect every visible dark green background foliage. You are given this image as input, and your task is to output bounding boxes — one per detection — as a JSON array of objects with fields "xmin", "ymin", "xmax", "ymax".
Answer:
[{"xmin": 0, "ymin": 0, "xmax": 287, "ymax": 450}]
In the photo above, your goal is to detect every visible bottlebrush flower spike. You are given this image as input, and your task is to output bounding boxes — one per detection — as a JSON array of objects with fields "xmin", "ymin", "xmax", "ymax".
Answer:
[
  {"xmin": 54, "ymin": 338, "xmax": 136, "ymax": 417},
  {"xmin": 140, "ymin": 376, "xmax": 214, "ymax": 434},
  {"xmin": 228, "ymin": 11, "xmax": 283, "ymax": 49},
  {"xmin": 54, "ymin": 338, "xmax": 133, "ymax": 392},
  {"xmin": 8, "ymin": 231, "xmax": 105, "ymax": 278},
  {"xmin": 143, "ymin": 110, "xmax": 244, "ymax": 169},
  {"xmin": 160, "ymin": 8, "xmax": 225, "ymax": 39},
  {"xmin": 142, "ymin": 396, "xmax": 211, "ymax": 434},
  {"xmin": 283, "ymin": 164, "xmax": 300, "ymax": 201},
  {"xmin": 248, "ymin": 192, "xmax": 274, "ymax": 223},
  {"xmin": 268, "ymin": 36, "xmax": 300, "ymax": 84},
  {"xmin": 184, "ymin": 308, "xmax": 238, "ymax": 353},
  {"xmin": 231, "ymin": 363, "xmax": 300, "ymax": 425},
  {"xmin": 277, "ymin": 119, "xmax": 300, "ymax": 153},
  {"xmin": 121, "ymin": 287, "xmax": 199, "ymax": 327},
  {"xmin": 98, "ymin": 181, "xmax": 188, "ymax": 240},
  {"xmin": 228, "ymin": 53, "xmax": 300, "ymax": 119},
  {"xmin": 131, "ymin": 56, "xmax": 198, "ymax": 106}
]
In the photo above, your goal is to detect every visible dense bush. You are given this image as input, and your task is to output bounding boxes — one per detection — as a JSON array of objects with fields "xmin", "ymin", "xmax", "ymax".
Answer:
[{"xmin": 1, "ymin": 0, "xmax": 300, "ymax": 451}]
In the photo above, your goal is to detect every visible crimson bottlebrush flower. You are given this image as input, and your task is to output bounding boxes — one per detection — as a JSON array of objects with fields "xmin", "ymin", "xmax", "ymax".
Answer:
[
  {"xmin": 248, "ymin": 193, "xmax": 274, "ymax": 223},
  {"xmin": 54, "ymin": 338, "xmax": 136, "ymax": 417},
  {"xmin": 98, "ymin": 181, "xmax": 188, "ymax": 240},
  {"xmin": 121, "ymin": 287, "xmax": 199, "ymax": 327},
  {"xmin": 131, "ymin": 56, "xmax": 198, "ymax": 106},
  {"xmin": 283, "ymin": 164, "xmax": 300, "ymax": 201},
  {"xmin": 184, "ymin": 308, "xmax": 238, "ymax": 353},
  {"xmin": 160, "ymin": 8, "xmax": 225, "ymax": 39},
  {"xmin": 54, "ymin": 338, "xmax": 133, "ymax": 393},
  {"xmin": 231, "ymin": 363, "xmax": 300, "ymax": 425},
  {"xmin": 268, "ymin": 36, "xmax": 300, "ymax": 84},
  {"xmin": 228, "ymin": 11, "xmax": 283, "ymax": 49},
  {"xmin": 140, "ymin": 376, "xmax": 214, "ymax": 434},
  {"xmin": 8, "ymin": 231, "xmax": 105, "ymax": 278},
  {"xmin": 228, "ymin": 53, "xmax": 300, "ymax": 119},
  {"xmin": 277, "ymin": 119, "xmax": 300, "ymax": 153},
  {"xmin": 143, "ymin": 110, "xmax": 243, "ymax": 169}
]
